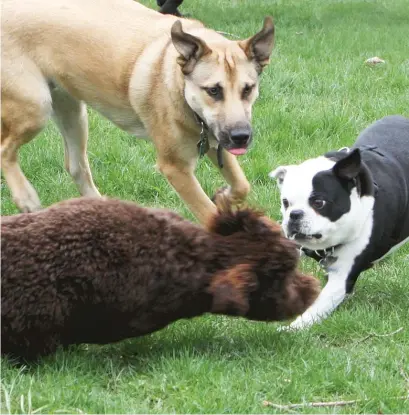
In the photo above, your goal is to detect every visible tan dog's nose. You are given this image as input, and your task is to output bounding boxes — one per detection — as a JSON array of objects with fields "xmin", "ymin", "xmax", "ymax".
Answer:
[{"xmin": 229, "ymin": 127, "xmax": 252, "ymax": 146}]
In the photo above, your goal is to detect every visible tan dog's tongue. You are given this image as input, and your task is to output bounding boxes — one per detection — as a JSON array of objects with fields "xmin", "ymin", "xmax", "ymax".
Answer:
[{"xmin": 228, "ymin": 148, "xmax": 247, "ymax": 156}]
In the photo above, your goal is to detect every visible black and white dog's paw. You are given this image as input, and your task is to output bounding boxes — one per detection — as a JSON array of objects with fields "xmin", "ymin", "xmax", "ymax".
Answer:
[{"xmin": 277, "ymin": 314, "xmax": 319, "ymax": 332}]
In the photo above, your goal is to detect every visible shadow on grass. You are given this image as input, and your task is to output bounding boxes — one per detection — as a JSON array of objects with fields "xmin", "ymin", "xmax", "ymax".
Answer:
[
  {"xmin": 3, "ymin": 264, "xmax": 408, "ymax": 373},
  {"xmin": 2, "ymin": 317, "xmax": 302, "ymax": 371}
]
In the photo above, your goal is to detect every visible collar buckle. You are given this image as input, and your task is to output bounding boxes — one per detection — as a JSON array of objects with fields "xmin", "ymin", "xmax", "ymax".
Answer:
[
  {"xmin": 194, "ymin": 112, "xmax": 224, "ymax": 168},
  {"xmin": 301, "ymin": 245, "xmax": 339, "ymax": 270},
  {"xmin": 197, "ymin": 120, "xmax": 210, "ymax": 158}
]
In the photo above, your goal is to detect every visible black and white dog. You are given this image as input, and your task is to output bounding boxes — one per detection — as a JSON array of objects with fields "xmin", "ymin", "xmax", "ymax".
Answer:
[
  {"xmin": 157, "ymin": 0, "xmax": 184, "ymax": 16},
  {"xmin": 270, "ymin": 115, "xmax": 409, "ymax": 329}
]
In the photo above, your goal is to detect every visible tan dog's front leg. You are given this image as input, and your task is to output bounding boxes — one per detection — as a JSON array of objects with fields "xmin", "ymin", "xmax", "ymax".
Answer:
[
  {"xmin": 207, "ymin": 148, "xmax": 250, "ymax": 205},
  {"xmin": 158, "ymin": 158, "xmax": 217, "ymax": 224}
]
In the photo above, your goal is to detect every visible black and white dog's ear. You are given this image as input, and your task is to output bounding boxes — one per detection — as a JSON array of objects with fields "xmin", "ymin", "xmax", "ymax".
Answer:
[
  {"xmin": 333, "ymin": 148, "xmax": 361, "ymax": 180},
  {"xmin": 269, "ymin": 165, "xmax": 292, "ymax": 189}
]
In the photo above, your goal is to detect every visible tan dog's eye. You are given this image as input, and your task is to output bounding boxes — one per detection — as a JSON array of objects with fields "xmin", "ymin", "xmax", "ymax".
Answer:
[
  {"xmin": 242, "ymin": 84, "xmax": 255, "ymax": 99},
  {"xmin": 203, "ymin": 85, "xmax": 223, "ymax": 100}
]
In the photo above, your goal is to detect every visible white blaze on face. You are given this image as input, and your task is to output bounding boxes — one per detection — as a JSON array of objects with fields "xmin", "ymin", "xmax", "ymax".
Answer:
[
  {"xmin": 278, "ymin": 157, "xmax": 335, "ymax": 244},
  {"xmin": 270, "ymin": 156, "xmax": 374, "ymax": 250}
]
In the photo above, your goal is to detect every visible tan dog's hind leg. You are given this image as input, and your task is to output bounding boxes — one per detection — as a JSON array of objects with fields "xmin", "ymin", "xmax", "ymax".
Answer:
[
  {"xmin": 51, "ymin": 89, "xmax": 101, "ymax": 198},
  {"xmin": 1, "ymin": 130, "xmax": 42, "ymax": 213},
  {"xmin": 1, "ymin": 66, "xmax": 52, "ymax": 212},
  {"xmin": 207, "ymin": 148, "xmax": 250, "ymax": 205}
]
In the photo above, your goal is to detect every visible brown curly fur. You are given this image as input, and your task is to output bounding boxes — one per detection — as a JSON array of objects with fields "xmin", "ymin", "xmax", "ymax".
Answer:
[{"xmin": 1, "ymin": 197, "xmax": 320, "ymax": 361}]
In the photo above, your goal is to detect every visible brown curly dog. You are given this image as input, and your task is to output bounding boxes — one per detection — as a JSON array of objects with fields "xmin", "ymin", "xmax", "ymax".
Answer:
[{"xmin": 1, "ymin": 196, "xmax": 320, "ymax": 361}]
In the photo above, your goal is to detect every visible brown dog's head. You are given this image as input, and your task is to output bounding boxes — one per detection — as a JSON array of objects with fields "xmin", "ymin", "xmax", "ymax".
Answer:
[
  {"xmin": 171, "ymin": 17, "xmax": 274, "ymax": 155},
  {"xmin": 205, "ymin": 197, "xmax": 321, "ymax": 321}
]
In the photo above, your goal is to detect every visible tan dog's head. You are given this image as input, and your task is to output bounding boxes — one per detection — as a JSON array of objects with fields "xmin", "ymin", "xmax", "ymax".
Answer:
[{"xmin": 171, "ymin": 17, "xmax": 274, "ymax": 155}]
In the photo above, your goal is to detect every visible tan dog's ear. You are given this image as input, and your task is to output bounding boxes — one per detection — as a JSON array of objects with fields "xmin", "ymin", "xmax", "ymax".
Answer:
[
  {"xmin": 171, "ymin": 21, "xmax": 211, "ymax": 75},
  {"xmin": 239, "ymin": 16, "xmax": 275, "ymax": 73},
  {"xmin": 207, "ymin": 265, "xmax": 257, "ymax": 315}
]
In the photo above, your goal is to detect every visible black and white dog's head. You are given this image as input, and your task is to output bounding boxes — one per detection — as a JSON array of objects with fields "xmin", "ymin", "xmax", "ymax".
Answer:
[{"xmin": 269, "ymin": 149, "xmax": 376, "ymax": 251}]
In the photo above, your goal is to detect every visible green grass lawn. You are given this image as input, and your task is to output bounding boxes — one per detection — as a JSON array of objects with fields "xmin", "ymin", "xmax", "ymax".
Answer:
[{"xmin": 1, "ymin": 0, "xmax": 409, "ymax": 413}]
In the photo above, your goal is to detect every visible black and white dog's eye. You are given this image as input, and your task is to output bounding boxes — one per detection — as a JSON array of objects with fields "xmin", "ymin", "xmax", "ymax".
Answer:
[
  {"xmin": 282, "ymin": 199, "xmax": 289, "ymax": 209},
  {"xmin": 311, "ymin": 199, "xmax": 326, "ymax": 210}
]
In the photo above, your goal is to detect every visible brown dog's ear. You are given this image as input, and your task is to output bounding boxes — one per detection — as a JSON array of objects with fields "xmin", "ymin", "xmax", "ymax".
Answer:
[
  {"xmin": 207, "ymin": 264, "xmax": 257, "ymax": 316},
  {"xmin": 171, "ymin": 20, "xmax": 211, "ymax": 75},
  {"xmin": 239, "ymin": 16, "xmax": 275, "ymax": 73},
  {"xmin": 283, "ymin": 272, "xmax": 321, "ymax": 319}
]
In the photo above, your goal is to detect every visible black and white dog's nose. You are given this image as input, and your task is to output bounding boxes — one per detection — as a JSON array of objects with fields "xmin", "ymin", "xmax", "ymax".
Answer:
[{"xmin": 290, "ymin": 209, "xmax": 304, "ymax": 220}]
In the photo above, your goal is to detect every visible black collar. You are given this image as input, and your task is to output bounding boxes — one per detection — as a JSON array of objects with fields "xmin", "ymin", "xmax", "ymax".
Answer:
[
  {"xmin": 301, "ymin": 243, "xmax": 343, "ymax": 270},
  {"xmin": 192, "ymin": 111, "xmax": 224, "ymax": 169}
]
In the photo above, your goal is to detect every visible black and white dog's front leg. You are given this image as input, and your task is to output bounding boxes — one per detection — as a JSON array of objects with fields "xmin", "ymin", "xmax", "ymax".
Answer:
[
  {"xmin": 284, "ymin": 270, "xmax": 348, "ymax": 330},
  {"xmin": 279, "ymin": 250, "xmax": 364, "ymax": 331}
]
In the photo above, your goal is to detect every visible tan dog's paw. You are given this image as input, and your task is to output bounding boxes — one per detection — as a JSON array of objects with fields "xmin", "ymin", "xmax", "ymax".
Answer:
[
  {"xmin": 211, "ymin": 186, "xmax": 231, "ymax": 204},
  {"xmin": 212, "ymin": 186, "xmax": 247, "ymax": 210},
  {"xmin": 14, "ymin": 187, "xmax": 42, "ymax": 213}
]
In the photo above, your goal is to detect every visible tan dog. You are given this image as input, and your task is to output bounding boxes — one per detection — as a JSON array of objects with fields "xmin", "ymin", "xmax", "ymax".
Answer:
[{"xmin": 1, "ymin": 0, "xmax": 274, "ymax": 223}]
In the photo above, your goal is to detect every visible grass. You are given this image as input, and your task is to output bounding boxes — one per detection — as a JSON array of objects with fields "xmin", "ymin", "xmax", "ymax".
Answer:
[{"xmin": 1, "ymin": 0, "xmax": 409, "ymax": 413}]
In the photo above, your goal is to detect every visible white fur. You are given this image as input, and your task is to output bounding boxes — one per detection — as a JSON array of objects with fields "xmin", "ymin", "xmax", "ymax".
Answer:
[{"xmin": 270, "ymin": 157, "xmax": 374, "ymax": 250}]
